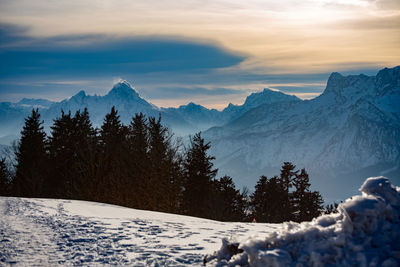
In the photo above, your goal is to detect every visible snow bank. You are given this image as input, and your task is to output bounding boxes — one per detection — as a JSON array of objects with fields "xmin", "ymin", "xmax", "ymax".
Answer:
[{"xmin": 206, "ymin": 176, "xmax": 400, "ymax": 266}]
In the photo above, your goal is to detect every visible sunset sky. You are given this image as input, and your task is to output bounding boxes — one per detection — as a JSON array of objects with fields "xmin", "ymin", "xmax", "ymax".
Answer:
[{"xmin": 0, "ymin": 0, "xmax": 399, "ymax": 109}]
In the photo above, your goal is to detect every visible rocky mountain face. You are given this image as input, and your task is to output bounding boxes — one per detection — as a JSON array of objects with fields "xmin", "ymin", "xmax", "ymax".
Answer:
[{"xmin": 204, "ymin": 67, "xmax": 400, "ymax": 200}]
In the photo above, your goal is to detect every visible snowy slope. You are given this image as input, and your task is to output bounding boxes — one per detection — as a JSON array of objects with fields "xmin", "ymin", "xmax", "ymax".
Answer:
[
  {"xmin": 1, "ymin": 176, "xmax": 399, "ymax": 266},
  {"xmin": 0, "ymin": 197, "xmax": 277, "ymax": 265},
  {"xmin": 206, "ymin": 176, "xmax": 400, "ymax": 266}
]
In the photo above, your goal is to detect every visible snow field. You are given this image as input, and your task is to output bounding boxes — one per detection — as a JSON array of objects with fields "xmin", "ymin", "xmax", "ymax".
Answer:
[
  {"xmin": 2, "ymin": 176, "xmax": 399, "ymax": 266},
  {"xmin": 0, "ymin": 196, "xmax": 277, "ymax": 265}
]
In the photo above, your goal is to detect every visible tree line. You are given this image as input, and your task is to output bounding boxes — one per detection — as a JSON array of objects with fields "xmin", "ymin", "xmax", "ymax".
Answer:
[{"xmin": 0, "ymin": 108, "xmax": 325, "ymax": 223}]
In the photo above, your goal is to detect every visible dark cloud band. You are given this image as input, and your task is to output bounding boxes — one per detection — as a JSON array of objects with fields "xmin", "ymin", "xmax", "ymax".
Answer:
[{"xmin": 0, "ymin": 24, "xmax": 245, "ymax": 79}]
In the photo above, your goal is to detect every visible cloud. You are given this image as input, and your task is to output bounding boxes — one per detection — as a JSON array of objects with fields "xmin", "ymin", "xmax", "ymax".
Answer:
[
  {"xmin": 373, "ymin": 0, "xmax": 400, "ymax": 9},
  {"xmin": 141, "ymin": 86, "xmax": 243, "ymax": 100},
  {"xmin": 1, "ymin": 0, "xmax": 398, "ymax": 75},
  {"xmin": 0, "ymin": 27, "xmax": 245, "ymax": 79},
  {"xmin": 0, "ymin": 23, "xmax": 31, "ymax": 47},
  {"xmin": 336, "ymin": 14, "xmax": 400, "ymax": 30},
  {"xmin": 269, "ymin": 85, "xmax": 326, "ymax": 93}
]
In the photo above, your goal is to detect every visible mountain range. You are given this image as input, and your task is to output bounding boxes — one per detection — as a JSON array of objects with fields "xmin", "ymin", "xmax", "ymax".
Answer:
[
  {"xmin": 0, "ymin": 80, "xmax": 298, "ymax": 142},
  {"xmin": 205, "ymin": 66, "xmax": 400, "ymax": 201},
  {"xmin": 0, "ymin": 66, "xmax": 399, "ymax": 201}
]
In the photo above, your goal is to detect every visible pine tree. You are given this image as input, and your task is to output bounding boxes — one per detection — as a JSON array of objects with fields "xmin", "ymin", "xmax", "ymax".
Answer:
[
  {"xmin": 302, "ymin": 191, "xmax": 324, "ymax": 220},
  {"xmin": 211, "ymin": 176, "xmax": 247, "ymax": 221},
  {"xmin": 13, "ymin": 109, "xmax": 47, "ymax": 197},
  {"xmin": 98, "ymin": 106, "xmax": 129, "ymax": 205},
  {"xmin": 250, "ymin": 175, "xmax": 268, "ymax": 222},
  {"xmin": 279, "ymin": 162, "xmax": 298, "ymax": 221},
  {"xmin": 250, "ymin": 175, "xmax": 286, "ymax": 223},
  {"xmin": 147, "ymin": 115, "xmax": 168, "ymax": 210},
  {"xmin": 292, "ymin": 168, "xmax": 310, "ymax": 221},
  {"xmin": 129, "ymin": 113, "xmax": 148, "ymax": 167},
  {"xmin": 280, "ymin": 162, "xmax": 297, "ymax": 192},
  {"xmin": 45, "ymin": 109, "xmax": 98, "ymax": 199},
  {"xmin": 0, "ymin": 158, "xmax": 10, "ymax": 196},
  {"xmin": 147, "ymin": 115, "xmax": 182, "ymax": 212},
  {"xmin": 292, "ymin": 169, "xmax": 324, "ymax": 221},
  {"xmin": 163, "ymin": 138, "xmax": 184, "ymax": 214},
  {"xmin": 71, "ymin": 108, "xmax": 98, "ymax": 200},
  {"xmin": 45, "ymin": 110, "xmax": 74, "ymax": 197},
  {"xmin": 325, "ymin": 202, "xmax": 339, "ymax": 214},
  {"xmin": 182, "ymin": 132, "xmax": 217, "ymax": 218},
  {"xmin": 127, "ymin": 113, "xmax": 149, "ymax": 208}
]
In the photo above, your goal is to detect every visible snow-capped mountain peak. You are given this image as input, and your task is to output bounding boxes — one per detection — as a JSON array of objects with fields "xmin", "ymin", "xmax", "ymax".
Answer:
[
  {"xmin": 324, "ymin": 72, "xmax": 343, "ymax": 94},
  {"xmin": 66, "ymin": 90, "xmax": 89, "ymax": 106},
  {"xmin": 107, "ymin": 80, "xmax": 141, "ymax": 100},
  {"xmin": 178, "ymin": 102, "xmax": 207, "ymax": 112},
  {"xmin": 72, "ymin": 90, "xmax": 87, "ymax": 99},
  {"xmin": 375, "ymin": 66, "xmax": 400, "ymax": 96},
  {"xmin": 243, "ymin": 88, "xmax": 300, "ymax": 109},
  {"xmin": 320, "ymin": 72, "xmax": 376, "ymax": 105}
]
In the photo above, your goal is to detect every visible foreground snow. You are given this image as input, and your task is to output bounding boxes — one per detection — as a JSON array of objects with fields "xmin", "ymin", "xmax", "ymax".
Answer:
[
  {"xmin": 0, "ymin": 197, "xmax": 277, "ymax": 265},
  {"xmin": 2, "ymin": 176, "xmax": 399, "ymax": 266},
  {"xmin": 206, "ymin": 176, "xmax": 400, "ymax": 266}
]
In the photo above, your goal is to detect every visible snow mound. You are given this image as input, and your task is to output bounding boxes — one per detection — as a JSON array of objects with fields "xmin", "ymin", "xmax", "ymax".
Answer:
[{"xmin": 206, "ymin": 176, "xmax": 400, "ymax": 266}]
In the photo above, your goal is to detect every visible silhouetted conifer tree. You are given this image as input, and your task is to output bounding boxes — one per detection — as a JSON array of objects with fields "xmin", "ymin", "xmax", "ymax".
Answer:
[
  {"xmin": 166, "ymin": 149, "xmax": 184, "ymax": 213},
  {"xmin": 99, "ymin": 106, "xmax": 130, "ymax": 205},
  {"xmin": 250, "ymin": 165, "xmax": 323, "ymax": 223},
  {"xmin": 13, "ymin": 109, "xmax": 47, "ymax": 197},
  {"xmin": 211, "ymin": 176, "xmax": 247, "ymax": 221},
  {"xmin": 280, "ymin": 162, "xmax": 297, "ymax": 192},
  {"xmin": 147, "ymin": 115, "xmax": 182, "ymax": 212},
  {"xmin": 292, "ymin": 168, "xmax": 324, "ymax": 221},
  {"xmin": 0, "ymin": 158, "xmax": 10, "ymax": 196},
  {"xmin": 250, "ymin": 176, "xmax": 286, "ymax": 223},
  {"xmin": 147, "ymin": 115, "xmax": 168, "ymax": 210},
  {"xmin": 71, "ymin": 108, "xmax": 98, "ymax": 199},
  {"xmin": 279, "ymin": 162, "xmax": 298, "ymax": 221},
  {"xmin": 303, "ymin": 191, "xmax": 324, "ymax": 220},
  {"xmin": 127, "ymin": 113, "xmax": 149, "ymax": 208},
  {"xmin": 250, "ymin": 175, "xmax": 267, "ymax": 222},
  {"xmin": 45, "ymin": 111, "xmax": 74, "ymax": 197},
  {"xmin": 325, "ymin": 202, "xmax": 339, "ymax": 214},
  {"xmin": 292, "ymin": 168, "xmax": 311, "ymax": 221},
  {"xmin": 182, "ymin": 132, "xmax": 217, "ymax": 218},
  {"xmin": 45, "ymin": 108, "xmax": 98, "ymax": 199}
]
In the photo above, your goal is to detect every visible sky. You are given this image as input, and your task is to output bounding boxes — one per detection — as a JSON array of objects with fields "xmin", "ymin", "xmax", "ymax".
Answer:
[{"xmin": 0, "ymin": 0, "xmax": 399, "ymax": 109}]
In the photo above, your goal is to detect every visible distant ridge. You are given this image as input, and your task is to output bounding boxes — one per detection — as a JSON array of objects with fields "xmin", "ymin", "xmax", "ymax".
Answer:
[{"xmin": 0, "ymin": 79, "xmax": 299, "ymax": 140}]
